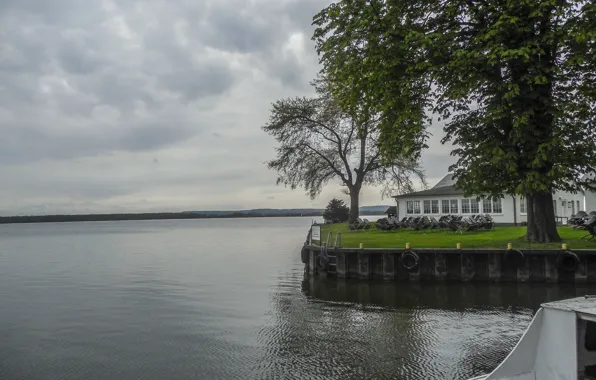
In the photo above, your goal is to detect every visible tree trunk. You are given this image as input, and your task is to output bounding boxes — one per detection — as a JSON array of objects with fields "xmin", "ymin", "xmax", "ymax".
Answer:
[
  {"xmin": 526, "ymin": 191, "xmax": 561, "ymax": 243},
  {"xmin": 349, "ymin": 189, "xmax": 360, "ymax": 223}
]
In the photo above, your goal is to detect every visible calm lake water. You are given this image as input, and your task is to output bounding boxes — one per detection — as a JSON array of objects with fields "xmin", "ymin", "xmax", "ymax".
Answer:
[{"xmin": 0, "ymin": 217, "xmax": 593, "ymax": 380}]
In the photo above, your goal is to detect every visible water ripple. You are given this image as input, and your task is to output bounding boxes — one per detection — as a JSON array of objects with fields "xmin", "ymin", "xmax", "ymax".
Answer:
[{"xmin": 1, "ymin": 219, "xmax": 595, "ymax": 380}]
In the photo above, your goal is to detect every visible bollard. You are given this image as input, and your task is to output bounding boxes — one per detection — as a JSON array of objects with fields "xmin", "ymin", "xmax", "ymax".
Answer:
[
  {"xmin": 457, "ymin": 243, "xmax": 462, "ymax": 250},
  {"xmin": 405, "ymin": 243, "xmax": 411, "ymax": 249},
  {"xmin": 507, "ymin": 243, "xmax": 512, "ymax": 250},
  {"xmin": 359, "ymin": 242, "xmax": 364, "ymax": 249}
]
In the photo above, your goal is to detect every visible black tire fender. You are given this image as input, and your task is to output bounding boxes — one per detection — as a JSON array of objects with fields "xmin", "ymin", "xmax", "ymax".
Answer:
[
  {"xmin": 504, "ymin": 249, "xmax": 525, "ymax": 265},
  {"xmin": 400, "ymin": 250, "xmax": 419, "ymax": 271},
  {"xmin": 557, "ymin": 250, "xmax": 579, "ymax": 273},
  {"xmin": 301, "ymin": 245, "xmax": 309, "ymax": 264}
]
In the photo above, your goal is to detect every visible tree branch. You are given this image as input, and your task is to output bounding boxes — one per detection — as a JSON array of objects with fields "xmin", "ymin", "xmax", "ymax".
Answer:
[
  {"xmin": 364, "ymin": 150, "xmax": 382, "ymax": 173},
  {"xmin": 302, "ymin": 143, "xmax": 349, "ymax": 184}
]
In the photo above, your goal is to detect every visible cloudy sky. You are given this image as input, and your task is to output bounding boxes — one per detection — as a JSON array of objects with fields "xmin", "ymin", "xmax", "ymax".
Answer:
[{"xmin": 0, "ymin": 0, "xmax": 454, "ymax": 215}]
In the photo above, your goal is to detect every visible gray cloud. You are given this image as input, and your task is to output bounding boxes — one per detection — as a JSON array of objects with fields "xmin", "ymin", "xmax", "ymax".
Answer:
[{"xmin": 0, "ymin": 0, "xmax": 454, "ymax": 215}]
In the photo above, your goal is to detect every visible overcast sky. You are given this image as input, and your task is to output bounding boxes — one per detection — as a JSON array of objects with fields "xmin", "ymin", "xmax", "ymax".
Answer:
[{"xmin": 0, "ymin": 0, "xmax": 455, "ymax": 215}]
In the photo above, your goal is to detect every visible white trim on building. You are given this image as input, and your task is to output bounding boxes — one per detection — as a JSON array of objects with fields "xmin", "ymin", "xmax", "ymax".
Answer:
[{"xmin": 393, "ymin": 174, "xmax": 590, "ymax": 224}]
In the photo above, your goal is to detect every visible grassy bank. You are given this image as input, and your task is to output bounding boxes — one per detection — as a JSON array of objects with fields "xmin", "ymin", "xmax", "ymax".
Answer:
[{"xmin": 318, "ymin": 223, "xmax": 596, "ymax": 249}]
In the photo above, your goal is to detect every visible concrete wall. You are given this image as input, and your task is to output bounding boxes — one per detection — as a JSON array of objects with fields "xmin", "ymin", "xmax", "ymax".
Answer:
[{"xmin": 306, "ymin": 247, "xmax": 596, "ymax": 283}]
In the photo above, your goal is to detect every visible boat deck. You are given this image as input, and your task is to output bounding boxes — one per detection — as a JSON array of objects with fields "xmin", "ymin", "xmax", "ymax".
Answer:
[{"xmin": 542, "ymin": 295, "xmax": 596, "ymax": 314}]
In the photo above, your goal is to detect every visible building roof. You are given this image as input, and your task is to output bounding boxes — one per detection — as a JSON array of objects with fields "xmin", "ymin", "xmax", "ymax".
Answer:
[
  {"xmin": 433, "ymin": 173, "xmax": 456, "ymax": 189},
  {"xmin": 393, "ymin": 173, "xmax": 463, "ymax": 199},
  {"xmin": 393, "ymin": 186, "xmax": 463, "ymax": 199}
]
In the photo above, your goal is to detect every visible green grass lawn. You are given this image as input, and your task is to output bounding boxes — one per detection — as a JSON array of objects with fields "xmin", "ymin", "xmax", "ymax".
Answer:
[{"xmin": 318, "ymin": 222, "xmax": 596, "ymax": 249}]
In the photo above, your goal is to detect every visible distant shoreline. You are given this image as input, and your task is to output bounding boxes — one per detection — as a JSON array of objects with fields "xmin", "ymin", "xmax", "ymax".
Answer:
[
  {"xmin": 0, "ymin": 212, "xmax": 331, "ymax": 225},
  {"xmin": 0, "ymin": 210, "xmax": 388, "ymax": 225}
]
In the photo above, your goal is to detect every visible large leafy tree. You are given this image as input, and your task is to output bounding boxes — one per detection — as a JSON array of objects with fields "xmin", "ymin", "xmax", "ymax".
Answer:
[
  {"xmin": 314, "ymin": 0, "xmax": 596, "ymax": 242},
  {"xmin": 262, "ymin": 82, "xmax": 425, "ymax": 223}
]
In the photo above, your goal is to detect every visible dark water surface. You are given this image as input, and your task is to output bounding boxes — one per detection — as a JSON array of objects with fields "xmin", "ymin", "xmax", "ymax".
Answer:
[{"xmin": 0, "ymin": 218, "xmax": 592, "ymax": 380}]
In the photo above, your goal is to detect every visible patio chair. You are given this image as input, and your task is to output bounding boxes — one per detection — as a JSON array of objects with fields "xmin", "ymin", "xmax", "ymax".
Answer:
[
  {"xmin": 438, "ymin": 215, "xmax": 448, "ymax": 229},
  {"xmin": 484, "ymin": 214, "xmax": 495, "ymax": 230},
  {"xmin": 386, "ymin": 217, "xmax": 399, "ymax": 230},
  {"xmin": 407, "ymin": 217, "xmax": 419, "ymax": 229},
  {"xmin": 375, "ymin": 218, "xmax": 388, "ymax": 230},
  {"xmin": 362, "ymin": 219, "xmax": 372, "ymax": 230},
  {"xmin": 429, "ymin": 217, "xmax": 441, "ymax": 229},
  {"xmin": 570, "ymin": 211, "xmax": 589, "ymax": 228},
  {"xmin": 583, "ymin": 224, "xmax": 596, "ymax": 241},
  {"xmin": 581, "ymin": 217, "xmax": 596, "ymax": 240},
  {"xmin": 448, "ymin": 218, "xmax": 466, "ymax": 234},
  {"xmin": 461, "ymin": 217, "xmax": 481, "ymax": 232},
  {"xmin": 413, "ymin": 216, "xmax": 431, "ymax": 230}
]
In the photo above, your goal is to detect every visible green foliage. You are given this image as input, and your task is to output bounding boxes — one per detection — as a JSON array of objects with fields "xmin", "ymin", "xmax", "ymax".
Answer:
[
  {"xmin": 323, "ymin": 198, "xmax": 350, "ymax": 223},
  {"xmin": 314, "ymin": 0, "xmax": 596, "ymax": 241},
  {"xmin": 261, "ymin": 80, "xmax": 426, "ymax": 222},
  {"xmin": 312, "ymin": 0, "xmax": 431, "ymax": 162},
  {"xmin": 314, "ymin": 0, "xmax": 596, "ymax": 197},
  {"xmin": 320, "ymin": 223, "xmax": 596, "ymax": 249}
]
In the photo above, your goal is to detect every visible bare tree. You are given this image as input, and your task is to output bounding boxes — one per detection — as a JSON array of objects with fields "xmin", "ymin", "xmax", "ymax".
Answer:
[{"xmin": 262, "ymin": 87, "xmax": 425, "ymax": 222}]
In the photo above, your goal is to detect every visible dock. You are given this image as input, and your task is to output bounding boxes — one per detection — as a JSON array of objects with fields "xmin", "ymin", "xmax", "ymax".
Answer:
[{"xmin": 302, "ymin": 245, "xmax": 596, "ymax": 283}]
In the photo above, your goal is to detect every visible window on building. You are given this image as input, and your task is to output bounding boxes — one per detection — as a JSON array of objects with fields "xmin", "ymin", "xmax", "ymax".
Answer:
[
  {"xmin": 423, "ymin": 200, "xmax": 431, "ymax": 214},
  {"xmin": 413, "ymin": 200, "xmax": 421, "ymax": 214},
  {"xmin": 470, "ymin": 199, "xmax": 479, "ymax": 213},
  {"xmin": 431, "ymin": 200, "xmax": 439, "ymax": 214},
  {"xmin": 553, "ymin": 200, "xmax": 557, "ymax": 216},
  {"xmin": 492, "ymin": 198, "xmax": 502, "ymax": 213},
  {"xmin": 578, "ymin": 200, "xmax": 581, "ymax": 213},
  {"xmin": 406, "ymin": 201, "xmax": 414, "ymax": 214},
  {"xmin": 461, "ymin": 199, "xmax": 470, "ymax": 213},
  {"xmin": 450, "ymin": 199, "xmax": 459, "ymax": 214},
  {"xmin": 572, "ymin": 201, "xmax": 576, "ymax": 215},
  {"xmin": 483, "ymin": 199, "xmax": 492, "ymax": 213},
  {"xmin": 442, "ymin": 200, "xmax": 450, "ymax": 214},
  {"xmin": 520, "ymin": 197, "xmax": 527, "ymax": 214}
]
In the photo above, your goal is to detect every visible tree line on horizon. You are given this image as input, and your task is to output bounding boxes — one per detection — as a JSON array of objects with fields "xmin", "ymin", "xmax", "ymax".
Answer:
[
  {"xmin": 262, "ymin": 0, "xmax": 596, "ymax": 243},
  {"xmin": 0, "ymin": 211, "xmax": 325, "ymax": 224},
  {"xmin": 0, "ymin": 206, "xmax": 392, "ymax": 225}
]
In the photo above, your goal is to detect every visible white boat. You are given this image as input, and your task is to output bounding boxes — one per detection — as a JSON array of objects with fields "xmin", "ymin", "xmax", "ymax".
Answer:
[{"xmin": 469, "ymin": 295, "xmax": 596, "ymax": 380}]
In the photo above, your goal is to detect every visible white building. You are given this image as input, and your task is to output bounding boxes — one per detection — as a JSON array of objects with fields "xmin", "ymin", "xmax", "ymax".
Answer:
[
  {"xmin": 583, "ymin": 173, "xmax": 596, "ymax": 212},
  {"xmin": 393, "ymin": 174, "xmax": 593, "ymax": 225}
]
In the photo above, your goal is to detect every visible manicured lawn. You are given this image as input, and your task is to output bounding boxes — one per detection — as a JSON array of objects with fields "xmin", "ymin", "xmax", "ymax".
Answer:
[{"xmin": 318, "ymin": 223, "xmax": 596, "ymax": 249}]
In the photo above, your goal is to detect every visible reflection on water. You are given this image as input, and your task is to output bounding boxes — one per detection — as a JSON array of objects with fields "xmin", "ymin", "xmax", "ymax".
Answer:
[
  {"xmin": 0, "ymin": 219, "xmax": 593, "ymax": 380},
  {"xmin": 301, "ymin": 277, "xmax": 586, "ymax": 311},
  {"xmin": 292, "ymin": 278, "xmax": 591, "ymax": 379}
]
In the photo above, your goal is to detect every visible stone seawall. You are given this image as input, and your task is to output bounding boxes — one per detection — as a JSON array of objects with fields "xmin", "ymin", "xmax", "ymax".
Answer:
[{"xmin": 304, "ymin": 246, "xmax": 596, "ymax": 283}]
